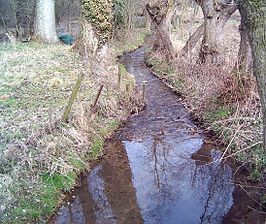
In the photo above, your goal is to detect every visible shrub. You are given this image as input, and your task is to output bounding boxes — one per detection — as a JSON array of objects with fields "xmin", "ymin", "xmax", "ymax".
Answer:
[{"xmin": 81, "ymin": 0, "xmax": 113, "ymax": 43}]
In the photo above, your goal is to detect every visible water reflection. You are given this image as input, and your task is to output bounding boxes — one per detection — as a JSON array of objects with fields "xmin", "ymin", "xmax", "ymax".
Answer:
[
  {"xmin": 123, "ymin": 137, "xmax": 233, "ymax": 223},
  {"xmin": 53, "ymin": 46, "xmax": 236, "ymax": 224}
]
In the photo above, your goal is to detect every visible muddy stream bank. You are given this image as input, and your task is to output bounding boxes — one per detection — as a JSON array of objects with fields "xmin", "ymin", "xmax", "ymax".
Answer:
[{"xmin": 51, "ymin": 46, "xmax": 266, "ymax": 224}]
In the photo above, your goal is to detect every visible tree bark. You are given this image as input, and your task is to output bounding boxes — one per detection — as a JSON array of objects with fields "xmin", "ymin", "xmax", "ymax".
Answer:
[
  {"xmin": 146, "ymin": 2, "xmax": 177, "ymax": 58},
  {"xmin": 197, "ymin": 0, "xmax": 238, "ymax": 63},
  {"xmin": 144, "ymin": 7, "xmax": 151, "ymax": 30},
  {"xmin": 126, "ymin": 0, "xmax": 134, "ymax": 30},
  {"xmin": 234, "ymin": 17, "xmax": 252, "ymax": 73},
  {"xmin": 182, "ymin": 2, "xmax": 237, "ymax": 58},
  {"xmin": 239, "ymin": 0, "xmax": 266, "ymax": 150},
  {"xmin": 35, "ymin": 0, "xmax": 57, "ymax": 43},
  {"xmin": 181, "ymin": 23, "xmax": 204, "ymax": 56}
]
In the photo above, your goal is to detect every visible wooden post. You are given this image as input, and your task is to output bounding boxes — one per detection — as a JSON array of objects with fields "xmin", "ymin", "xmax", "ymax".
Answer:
[
  {"xmin": 142, "ymin": 81, "xmax": 147, "ymax": 102},
  {"xmin": 62, "ymin": 74, "xmax": 84, "ymax": 123},
  {"xmin": 92, "ymin": 84, "xmax": 104, "ymax": 109}
]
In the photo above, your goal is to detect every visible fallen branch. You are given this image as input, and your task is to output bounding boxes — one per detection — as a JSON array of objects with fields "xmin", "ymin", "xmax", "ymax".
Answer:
[
  {"xmin": 219, "ymin": 125, "xmax": 242, "ymax": 162},
  {"xmin": 222, "ymin": 141, "xmax": 262, "ymax": 161}
]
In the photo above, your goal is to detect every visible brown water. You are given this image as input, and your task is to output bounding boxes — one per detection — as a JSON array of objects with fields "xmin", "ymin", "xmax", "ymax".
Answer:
[{"xmin": 52, "ymin": 47, "xmax": 266, "ymax": 224}]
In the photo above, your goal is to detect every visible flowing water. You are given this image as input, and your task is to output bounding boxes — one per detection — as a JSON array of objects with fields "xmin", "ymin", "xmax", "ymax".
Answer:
[{"xmin": 52, "ymin": 47, "xmax": 266, "ymax": 224}]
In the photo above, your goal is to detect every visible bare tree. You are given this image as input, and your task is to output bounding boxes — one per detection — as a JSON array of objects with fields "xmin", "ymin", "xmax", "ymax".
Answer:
[
  {"xmin": 194, "ymin": 0, "xmax": 238, "ymax": 63},
  {"xmin": 146, "ymin": 0, "xmax": 178, "ymax": 58},
  {"xmin": 239, "ymin": 0, "xmax": 266, "ymax": 150},
  {"xmin": 181, "ymin": 3, "xmax": 237, "ymax": 57},
  {"xmin": 126, "ymin": 0, "xmax": 134, "ymax": 30},
  {"xmin": 35, "ymin": 0, "xmax": 57, "ymax": 43}
]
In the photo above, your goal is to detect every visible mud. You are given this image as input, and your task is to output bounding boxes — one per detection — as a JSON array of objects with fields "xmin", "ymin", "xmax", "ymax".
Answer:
[{"xmin": 51, "ymin": 46, "xmax": 266, "ymax": 224}]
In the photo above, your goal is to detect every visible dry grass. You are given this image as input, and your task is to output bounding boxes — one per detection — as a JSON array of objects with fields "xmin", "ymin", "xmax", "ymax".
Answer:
[
  {"xmin": 146, "ymin": 13, "xmax": 265, "ymax": 180},
  {"xmin": 111, "ymin": 28, "xmax": 150, "ymax": 56},
  {"xmin": 0, "ymin": 28, "xmax": 145, "ymax": 223}
]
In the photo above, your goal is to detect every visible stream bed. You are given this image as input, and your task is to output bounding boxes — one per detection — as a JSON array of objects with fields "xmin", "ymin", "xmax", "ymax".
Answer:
[{"xmin": 51, "ymin": 47, "xmax": 266, "ymax": 224}]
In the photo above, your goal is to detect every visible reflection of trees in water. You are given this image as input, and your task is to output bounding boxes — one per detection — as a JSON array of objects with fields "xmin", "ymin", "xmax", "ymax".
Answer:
[
  {"xmin": 151, "ymin": 134, "xmax": 170, "ymax": 188},
  {"xmin": 146, "ymin": 133, "xmax": 234, "ymax": 224},
  {"xmin": 55, "ymin": 140, "xmax": 143, "ymax": 224},
  {"xmin": 150, "ymin": 133, "xmax": 200, "ymax": 188},
  {"xmin": 100, "ymin": 140, "xmax": 143, "ymax": 224},
  {"xmin": 179, "ymin": 149, "xmax": 234, "ymax": 224}
]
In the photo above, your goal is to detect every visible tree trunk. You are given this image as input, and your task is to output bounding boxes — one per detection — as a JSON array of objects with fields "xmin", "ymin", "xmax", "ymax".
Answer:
[
  {"xmin": 144, "ymin": 7, "xmax": 151, "ymax": 30},
  {"xmin": 234, "ymin": 18, "xmax": 252, "ymax": 73},
  {"xmin": 239, "ymin": 0, "xmax": 266, "ymax": 150},
  {"xmin": 146, "ymin": 2, "xmax": 176, "ymax": 58},
  {"xmin": 198, "ymin": 0, "xmax": 237, "ymax": 63},
  {"xmin": 199, "ymin": 0, "xmax": 220, "ymax": 63},
  {"xmin": 183, "ymin": 2, "xmax": 237, "ymax": 58},
  {"xmin": 126, "ymin": 0, "xmax": 134, "ymax": 30},
  {"xmin": 181, "ymin": 23, "xmax": 204, "ymax": 56},
  {"xmin": 35, "ymin": 0, "xmax": 57, "ymax": 43}
]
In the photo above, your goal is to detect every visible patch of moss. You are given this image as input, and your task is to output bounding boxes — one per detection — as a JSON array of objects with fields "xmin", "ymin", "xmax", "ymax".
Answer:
[{"xmin": 203, "ymin": 107, "xmax": 232, "ymax": 123}]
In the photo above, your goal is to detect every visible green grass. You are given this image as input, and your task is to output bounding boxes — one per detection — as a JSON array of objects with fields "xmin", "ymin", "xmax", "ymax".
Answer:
[
  {"xmin": 112, "ymin": 28, "xmax": 150, "ymax": 56},
  {"xmin": 90, "ymin": 138, "xmax": 104, "ymax": 158},
  {"xmin": 9, "ymin": 172, "xmax": 76, "ymax": 222},
  {"xmin": 203, "ymin": 107, "xmax": 232, "ymax": 123},
  {"xmin": 0, "ymin": 42, "xmax": 82, "ymax": 149},
  {"xmin": 0, "ymin": 39, "xmax": 139, "ymax": 223}
]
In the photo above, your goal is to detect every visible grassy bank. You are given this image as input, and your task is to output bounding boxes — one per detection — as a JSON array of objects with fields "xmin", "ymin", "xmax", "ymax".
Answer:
[
  {"xmin": 111, "ymin": 28, "xmax": 150, "ymax": 56},
  {"xmin": 144, "ymin": 10, "xmax": 265, "ymax": 181},
  {"xmin": 145, "ymin": 47, "xmax": 265, "ymax": 181},
  {"xmin": 0, "ymin": 28, "xmax": 147, "ymax": 223}
]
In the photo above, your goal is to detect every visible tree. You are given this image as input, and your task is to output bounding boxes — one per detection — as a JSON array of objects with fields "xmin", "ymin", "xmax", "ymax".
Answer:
[
  {"xmin": 113, "ymin": 0, "xmax": 127, "ymax": 29},
  {"xmin": 35, "ymin": 0, "xmax": 58, "ymax": 43},
  {"xmin": 239, "ymin": 0, "xmax": 266, "ymax": 150},
  {"xmin": 234, "ymin": 13, "xmax": 252, "ymax": 73},
  {"xmin": 195, "ymin": 0, "xmax": 238, "ymax": 63},
  {"xmin": 126, "ymin": 0, "xmax": 134, "ymax": 30},
  {"xmin": 181, "ymin": 3, "xmax": 237, "ymax": 57},
  {"xmin": 146, "ymin": 0, "xmax": 177, "ymax": 58},
  {"xmin": 81, "ymin": 0, "xmax": 113, "ymax": 44}
]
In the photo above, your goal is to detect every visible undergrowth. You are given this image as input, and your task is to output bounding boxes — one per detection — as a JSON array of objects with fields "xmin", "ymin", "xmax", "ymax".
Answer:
[
  {"xmin": 111, "ymin": 28, "xmax": 150, "ymax": 56},
  {"xmin": 146, "ymin": 50, "xmax": 265, "ymax": 181},
  {"xmin": 0, "ymin": 28, "xmax": 146, "ymax": 223}
]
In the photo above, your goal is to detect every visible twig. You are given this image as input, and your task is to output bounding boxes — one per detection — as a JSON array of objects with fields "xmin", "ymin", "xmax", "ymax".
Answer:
[
  {"xmin": 142, "ymin": 81, "xmax": 147, "ymax": 102},
  {"xmin": 212, "ymin": 117, "xmax": 258, "ymax": 124},
  {"xmin": 92, "ymin": 84, "xmax": 104, "ymax": 109},
  {"xmin": 239, "ymin": 185, "xmax": 266, "ymax": 209},
  {"xmin": 219, "ymin": 125, "xmax": 242, "ymax": 162},
  {"xmin": 222, "ymin": 141, "xmax": 262, "ymax": 160},
  {"xmin": 247, "ymin": 206, "xmax": 266, "ymax": 214}
]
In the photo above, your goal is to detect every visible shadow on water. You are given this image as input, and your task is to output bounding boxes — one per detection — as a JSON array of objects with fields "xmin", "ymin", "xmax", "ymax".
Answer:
[{"xmin": 52, "ymin": 47, "xmax": 266, "ymax": 224}]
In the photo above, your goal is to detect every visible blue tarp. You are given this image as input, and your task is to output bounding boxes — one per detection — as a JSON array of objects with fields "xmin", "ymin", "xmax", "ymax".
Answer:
[{"xmin": 59, "ymin": 35, "xmax": 74, "ymax": 45}]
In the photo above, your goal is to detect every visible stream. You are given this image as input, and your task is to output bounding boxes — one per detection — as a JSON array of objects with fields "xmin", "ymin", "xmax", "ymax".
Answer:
[{"xmin": 51, "ymin": 46, "xmax": 266, "ymax": 224}]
